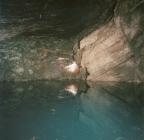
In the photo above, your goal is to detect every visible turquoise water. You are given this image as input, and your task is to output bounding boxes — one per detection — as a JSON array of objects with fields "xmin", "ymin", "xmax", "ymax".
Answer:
[{"xmin": 0, "ymin": 81, "xmax": 143, "ymax": 140}]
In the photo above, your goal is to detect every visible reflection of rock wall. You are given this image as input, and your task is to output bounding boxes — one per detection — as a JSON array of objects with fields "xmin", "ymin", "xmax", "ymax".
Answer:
[
  {"xmin": 79, "ymin": 83, "xmax": 144, "ymax": 140},
  {"xmin": 0, "ymin": 81, "xmax": 82, "ymax": 140},
  {"xmin": 0, "ymin": 80, "xmax": 85, "ymax": 112}
]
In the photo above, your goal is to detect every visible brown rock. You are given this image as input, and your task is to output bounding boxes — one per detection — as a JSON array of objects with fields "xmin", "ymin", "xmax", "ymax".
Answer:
[{"xmin": 77, "ymin": 17, "xmax": 142, "ymax": 82}]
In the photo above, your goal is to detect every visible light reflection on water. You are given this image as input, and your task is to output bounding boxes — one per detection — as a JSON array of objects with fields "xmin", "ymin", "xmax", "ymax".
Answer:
[{"xmin": 0, "ymin": 81, "xmax": 143, "ymax": 140}]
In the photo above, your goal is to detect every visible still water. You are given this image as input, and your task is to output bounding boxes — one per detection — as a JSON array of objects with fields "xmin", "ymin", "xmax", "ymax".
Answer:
[{"xmin": 0, "ymin": 81, "xmax": 143, "ymax": 140}]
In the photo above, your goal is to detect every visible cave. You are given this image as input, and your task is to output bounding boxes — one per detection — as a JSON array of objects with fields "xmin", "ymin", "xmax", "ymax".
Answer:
[
  {"xmin": 0, "ymin": 0, "xmax": 144, "ymax": 82},
  {"xmin": 0, "ymin": 0, "xmax": 117, "ymax": 81},
  {"xmin": 0, "ymin": 1, "xmax": 144, "ymax": 140}
]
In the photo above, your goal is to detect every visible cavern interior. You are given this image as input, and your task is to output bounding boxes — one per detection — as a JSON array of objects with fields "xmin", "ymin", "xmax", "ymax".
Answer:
[{"xmin": 0, "ymin": 0, "xmax": 144, "ymax": 140}]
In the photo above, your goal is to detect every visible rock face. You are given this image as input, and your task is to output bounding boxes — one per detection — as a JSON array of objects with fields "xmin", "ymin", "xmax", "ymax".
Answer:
[
  {"xmin": 0, "ymin": 32, "xmax": 82, "ymax": 81},
  {"xmin": 0, "ymin": 0, "xmax": 116, "ymax": 81},
  {"xmin": 75, "ymin": 15, "xmax": 144, "ymax": 82},
  {"xmin": 1, "ymin": 0, "xmax": 144, "ymax": 82},
  {"xmin": 73, "ymin": 0, "xmax": 144, "ymax": 82}
]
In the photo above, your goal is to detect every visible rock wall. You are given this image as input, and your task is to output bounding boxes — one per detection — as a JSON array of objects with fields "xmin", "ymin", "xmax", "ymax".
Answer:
[
  {"xmin": 75, "ymin": 0, "xmax": 144, "ymax": 82},
  {"xmin": 0, "ymin": 0, "xmax": 116, "ymax": 81},
  {"xmin": 1, "ymin": 0, "xmax": 144, "ymax": 82},
  {"xmin": 0, "ymin": 31, "xmax": 82, "ymax": 81}
]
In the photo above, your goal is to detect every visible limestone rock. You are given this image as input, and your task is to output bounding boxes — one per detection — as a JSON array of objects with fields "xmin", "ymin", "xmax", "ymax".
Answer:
[{"xmin": 77, "ymin": 17, "xmax": 143, "ymax": 82}]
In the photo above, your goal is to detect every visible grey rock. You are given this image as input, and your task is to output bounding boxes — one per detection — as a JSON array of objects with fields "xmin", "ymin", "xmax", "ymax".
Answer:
[{"xmin": 0, "ymin": 35, "xmax": 81, "ymax": 81}]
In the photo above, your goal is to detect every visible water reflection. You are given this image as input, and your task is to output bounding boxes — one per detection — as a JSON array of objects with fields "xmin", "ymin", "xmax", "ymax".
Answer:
[
  {"xmin": 65, "ymin": 83, "xmax": 79, "ymax": 96},
  {"xmin": 0, "ymin": 81, "xmax": 143, "ymax": 140},
  {"xmin": 80, "ymin": 83, "xmax": 144, "ymax": 140}
]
